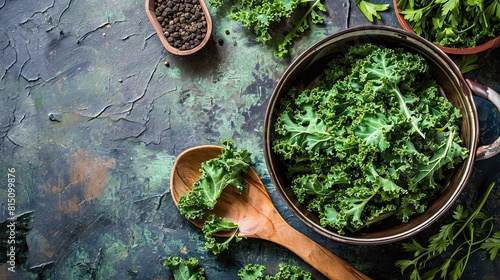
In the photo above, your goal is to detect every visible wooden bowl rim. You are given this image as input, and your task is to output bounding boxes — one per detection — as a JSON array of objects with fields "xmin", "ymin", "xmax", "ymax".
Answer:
[{"xmin": 145, "ymin": 0, "xmax": 213, "ymax": 55}]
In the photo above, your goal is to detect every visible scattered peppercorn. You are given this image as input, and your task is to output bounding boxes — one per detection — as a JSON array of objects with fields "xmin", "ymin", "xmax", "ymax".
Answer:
[
  {"xmin": 218, "ymin": 38, "xmax": 223, "ymax": 46},
  {"xmin": 225, "ymin": 29, "xmax": 230, "ymax": 35},
  {"xmin": 48, "ymin": 113, "xmax": 61, "ymax": 122},
  {"xmin": 154, "ymin": 0, "xmax": 208, "ymax": 51}
]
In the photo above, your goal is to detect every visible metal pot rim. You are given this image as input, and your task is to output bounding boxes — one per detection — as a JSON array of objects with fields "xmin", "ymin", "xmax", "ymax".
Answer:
[{"xmin": 263, "ymin": 26, "xmax": 479, "ymax": 245}]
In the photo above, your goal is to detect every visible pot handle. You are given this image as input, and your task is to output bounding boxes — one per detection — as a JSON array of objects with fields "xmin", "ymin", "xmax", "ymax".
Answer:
[{"xmin": 466, "ymin": 79, "xmax": 500, "ymax": 160}]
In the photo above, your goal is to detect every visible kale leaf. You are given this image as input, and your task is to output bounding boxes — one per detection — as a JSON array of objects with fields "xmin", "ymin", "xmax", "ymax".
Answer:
[
  {"xmin": 208, "ymin": 0, "xmax": 325, "ymax": 58},
  {"xmin": 176, "ymin": 140, "xmax": 253, "ymax": 254},
  {"xmin": 238, "ymin": 264, "xmax": 267, "ymax": 280},
  {"xmin": 165, "ymin": 258, "xmax": 312, "ymax": 280},
  {"xmin": 362, "ymin": 48, "xmax": 426, "ymax": 138},
  {"xmin": 272, "ymin": 43, "xmax": 468, "ymax": 234},
  {"xmin": 164, "ymin": 256, "xmax": 206, "ymax": 280},
  {"xmin": 238, "ymin": 263, "xmax": 312, "ymax": 280},
  {"xmin": 178, "ymin": 140, "xmax": 253, "ymax": 220},
  {"xmin": 202, "ymin": 214, "xmax": 242, "ymax": 254}
]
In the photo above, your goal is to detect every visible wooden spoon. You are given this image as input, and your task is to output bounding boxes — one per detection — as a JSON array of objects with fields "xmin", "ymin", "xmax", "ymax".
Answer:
[{"xmin": 170, "ymin": 145, "xmax": 372, "ymax": 280}]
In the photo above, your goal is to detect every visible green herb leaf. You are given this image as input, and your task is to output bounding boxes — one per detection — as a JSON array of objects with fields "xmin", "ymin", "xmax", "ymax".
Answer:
[
  {"xmin": 481, "ymin": 231, "xmax": 500, "ymax": 261},
  {"xmin": 435, "ymin": 0, "xmax": 459, "ymax": 17},
  {"xmin": 398, "ymin": 0, "xmax": 500, "ymax": 48},
  {"xmin": 485, "ymin": 0, "xmax": 500, "ymax": 19},
  {"xmin": 454, "ymin": 54, "xmax": 478, "ymax": 74},
  {"xmin": 356, "ymin": 0, "xmax": 389, "ymax": 22},
  {"xmin": 395, "ymin": 182, "xmax": 498, "ymax": 279}
]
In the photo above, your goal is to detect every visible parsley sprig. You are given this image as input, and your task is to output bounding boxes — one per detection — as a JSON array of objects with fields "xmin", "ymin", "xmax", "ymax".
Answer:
[
  {"xmin": 356, "ymin": 0, "xmax": 389, "ymax": 22},
  {"xmin": 454, "ymin": 54, "xmax": 478, "ymax": 74},
  {"xmin": 395, "ymin": 182, "xmax": 500, "ymax": 280}
]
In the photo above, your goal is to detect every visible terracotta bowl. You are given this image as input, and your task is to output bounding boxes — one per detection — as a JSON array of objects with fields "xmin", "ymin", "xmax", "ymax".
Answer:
[
  {"xmin": 263, "ymin": 26, "xmax": 500, "ymax": 245},
  {"xmin": 393, "ymin": 0, "xmax": 500, "ymax": 55},
  {"xmin": 145, "ymin": 0, "xmax": 212, "ymax": 55}
]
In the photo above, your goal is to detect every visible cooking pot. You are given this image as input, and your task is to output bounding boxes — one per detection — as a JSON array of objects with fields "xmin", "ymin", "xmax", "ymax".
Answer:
[{"xmin": 263, "ymin": 26, "xmax": 500, "ymax": 245}]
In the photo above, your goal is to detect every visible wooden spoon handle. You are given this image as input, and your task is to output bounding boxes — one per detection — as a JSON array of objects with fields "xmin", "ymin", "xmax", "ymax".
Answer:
[{"xmin": 264, "ymin": 219, "xmax": 372, "ymax": 280}]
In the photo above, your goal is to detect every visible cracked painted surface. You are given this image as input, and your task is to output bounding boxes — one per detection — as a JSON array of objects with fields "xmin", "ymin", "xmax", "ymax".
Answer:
[{"xmin": 0, "ymin": 0, "xmax": 499, "ymax": 279}]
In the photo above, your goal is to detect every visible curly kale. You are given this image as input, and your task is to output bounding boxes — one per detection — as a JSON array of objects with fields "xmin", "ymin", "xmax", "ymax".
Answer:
[
  {"xmin": 238, "ymin": 263, "xmax": 312, "ymax": 280},
  {"xmin": 178, "ymin": 140, "xmax": 253, "ymax": 220},
  {"xmin": 165, "ymin": 257, "xmax": 312, "ymax": 280},
  {"xmin": 238, "ymin": 264, "xmax": 268, "ymax": 280},
  {"xmin": 176, "ymin": 140, "xmax": 253, "ymax": 254},
  {"xmin": 164, "ymin": 256, "xmax": 205, "ymax": 280},
  {"xmin": 203, "ymin": 214, "xmax": 242, "ymax": 254},
  {"xmin": 272, "ymin": 43, "xmax": 468, "ymax": 234},
  {"xmin": 208, "ymin": 0, "xmax": 325, "ymax": 58}
]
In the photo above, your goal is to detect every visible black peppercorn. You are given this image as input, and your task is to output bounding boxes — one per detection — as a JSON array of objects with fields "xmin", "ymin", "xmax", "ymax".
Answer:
[{"xmin": 154, "ymin": 0, "xmax": 208, "ymax": 50}]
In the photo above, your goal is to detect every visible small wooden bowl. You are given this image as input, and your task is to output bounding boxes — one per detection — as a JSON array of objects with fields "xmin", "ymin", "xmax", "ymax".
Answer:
[
  {"xmin": 393, "ymin": 0, "xmax": 500, "ymax": 55},
  {"xmin": 145, "ymin": 0, "xmax": 212, "ymax": 55}
]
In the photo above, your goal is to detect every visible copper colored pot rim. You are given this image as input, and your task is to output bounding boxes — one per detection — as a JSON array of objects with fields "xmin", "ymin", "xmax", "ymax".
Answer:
[
  {"xmin": 263, "ymin": 26, "xmax": 500, "ymax": 245},
  {"xmin": 393, "ymin": 0, "xmax": 500, "ymax": 55}
]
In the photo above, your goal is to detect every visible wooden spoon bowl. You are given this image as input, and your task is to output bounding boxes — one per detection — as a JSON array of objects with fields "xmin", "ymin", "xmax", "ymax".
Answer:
[{"xmin": 170, "ymin": 145, "xmax": 372, "ymax": 280}]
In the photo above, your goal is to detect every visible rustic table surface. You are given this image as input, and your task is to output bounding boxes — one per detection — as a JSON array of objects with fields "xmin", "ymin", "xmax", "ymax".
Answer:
[{"xmin": 1, "ymin": 0, "xmax": 499, "ymax": 279}]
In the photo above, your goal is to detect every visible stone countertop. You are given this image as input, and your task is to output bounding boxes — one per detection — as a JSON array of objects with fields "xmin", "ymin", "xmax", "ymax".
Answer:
[{"xmin": 1, "ymin": 0, "xmax": 499, "ymax": 279}]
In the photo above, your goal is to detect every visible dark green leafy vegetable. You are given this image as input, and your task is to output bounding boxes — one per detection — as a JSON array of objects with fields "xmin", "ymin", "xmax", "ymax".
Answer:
[
  {"xmin": 454, "ymin": 54, "xmax": 478, "ymax": 74},
  {"xmin": 362, "ymin": 48, "xmax": 426, "ymax": 138},
  {"xmin": 272, "ymin": 43, "xmax": 468, "ymax": 234},
  {"xmin": 395, "ymin": 182, "xmax": 499, "ymax": 280},
  {"xmin": 208, "ymin": 0, "xmax": 326, "ymax": 58},
  {"xmin": 164, "ymin": 256, "xmax": 206, "ymax": 280},
  {"xmin": 397, "ymin": 0, "xmax": 500, "ymax": 48},
  {"xmin": 176, "ymin": 140, "xmax": 253, "ymax": 254},
  {"xmin": 165, "ymin": 257, "xmax": 312, "ymax": 279},
  {"xmin": 238, "ymin": 264, "xmax": 267, "ymax": 280},
  {"xmin": 202, "ymin": 214, "xmax": 242, "ymax": 254},
  {"xmin": 356, "ymin": 0, "xmax": 390, "ymax": 22},
  {"xmin": 481, "ymin": 231, "xmax": 500, "ymax": 261},
  {"xmin": 270, "ymin": 263, "xmax": 313, "ymax": 279},
  {"xmin": 274, "ymin": 0, "xmax": 326, "ymax": 58},
  {"xmin": 238, "ymin": 263, "xmax": 312, "ymax": 279},
  {"xmin": 178, "ymin": 140, "xmax": 253, "ymax": 220}
]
